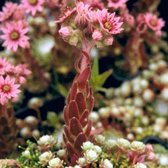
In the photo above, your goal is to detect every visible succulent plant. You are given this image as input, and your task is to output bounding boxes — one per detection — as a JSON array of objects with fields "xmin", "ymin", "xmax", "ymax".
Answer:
[{"xmin": 63, "ymin": 51, "xmax": 94, "ymax": 165}]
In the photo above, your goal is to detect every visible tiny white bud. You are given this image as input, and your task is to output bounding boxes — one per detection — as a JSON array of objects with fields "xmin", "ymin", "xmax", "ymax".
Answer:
[
  {"xmin": 99, "ymin": 108, "xmax": 110, "ymax": 118},
  {"xmin": 25, "ymin": 116, "xmax": 38, "ymax": 127},
  {"xmin": 120, "ymin": 82, "xmax": 131, "ymax": 97},
  {"xmin": 142, "ymin": 89, "xmax": 155, "ymax": 102},
  {"xmin": 20, "ymin": 127, "xmax": 31, "ymax": 138},
  {"xmin": 32, "ymin": 129, "xmax": 40, "ymax": 138},
  {"xmin": 89, "ymin": 112, "xmax": 99, "ymax": 122},
  {"xmin": 136, "ymin": 127, "xmax": 143, "ymax": 134},
  {"xmin": 133, "ymin": 97, "xmax": 144, "ymax": 107},
  {"xmin": 140, "ymin": 79, "xmax": 149, "ymax": 89}
]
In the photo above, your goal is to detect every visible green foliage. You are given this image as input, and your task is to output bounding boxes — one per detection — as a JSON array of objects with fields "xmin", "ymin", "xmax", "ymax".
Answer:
[
  {"xmin": 91, "ymin": 57, "xmax": 112, "ymax": 93},
  {"xmin": 18, "ymin": 141, "xmax": 42, "ymax": 168},
  {"xmin": 47, "ymin": 112, "xmax": 61, "ymax": 129}
]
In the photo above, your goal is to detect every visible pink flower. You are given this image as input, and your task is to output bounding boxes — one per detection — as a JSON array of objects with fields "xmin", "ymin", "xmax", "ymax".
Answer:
[
  {"xmin": 98, "ymin": 9, "xmax": 123, "ymax": 35},
  {"xmin": 123, "ymin": 13, "xmax": 135, "ymax": 27},
  {"xmin": 144, "ymin": 13, "xmax": 165, "ymax": 33},
  {"xmin": 75, "ymin": 2, "xmax": 90, "ymax": 27},
  {"xmin": 108, "ymin": 0, "xmax": 128, "ymax": 9},
  {"xmin": 0, "ymin": 58, "xmax": 12, "ymax": 75},
  {"xmin": 21, "ymin": 0, "xmax": 44, "ymax": 16},
  {"xmin": 0, "ymin": 2, "xmax": 17, "ymax": 22},
  {"xmin": 0, "ymin": 21, "xmax": 29, "ymax": 52},
  {"xmin": 83, "ymin": 0, "xmax": 104, "ymax": 10},
  {"xmin": 0, "ymin": 76, "xmax": 20, "ymax": 105}
]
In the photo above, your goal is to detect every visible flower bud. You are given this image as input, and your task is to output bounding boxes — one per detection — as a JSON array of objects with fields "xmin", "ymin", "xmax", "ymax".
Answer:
[
  {"xmin": 25, "ymin": 116, "xmax": 38, "ymax": 127},
  {"xmin": 89, "ymin": 112, "xmax": 99, "ymax": 122},
  {"xmin": 92, "ymin": 30, "xmax": 103, "ymax": 41},
  {"xmin": 59, "ymin": 26, "xmax": 71, "ymax": 39},
  {"xmin": 104, "ymin": 37, "xmax": 114, "ymax": 46}
]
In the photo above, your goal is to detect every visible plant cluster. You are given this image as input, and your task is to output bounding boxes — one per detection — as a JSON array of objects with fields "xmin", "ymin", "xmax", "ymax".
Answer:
[{"xmin": 0, "ymin": 0, "xmax": 167, "ymax": 167}]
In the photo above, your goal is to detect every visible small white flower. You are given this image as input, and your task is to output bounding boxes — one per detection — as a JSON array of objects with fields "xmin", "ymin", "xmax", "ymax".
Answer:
[
  {"xmin": 82, "ymin": 141, "xmax": 94, "ymax": 151},
  {"xmin": 105, "ymin": 139, "xmax": 116, "ymax": 149},
  {"xmin": 102, "ymin": 159, "xmax": 113, "ymax": 168},
  {"xmin": 117, "ymin": 138, "xmax": 130, "ymax": 149},
  {"xmin": 48, "ymin": 158, "xmax": 64, "ymax": 168},
  {"xmin": 95, "ymin": 135, "xmax": 105, "ymax": 144},
  {"xmin": 38, "ymin": 135, "xmax": 56, "ymax": 149},
  {"xmin": 85, "ymin": 150, "xmax": 99, "ymax": 163},
  {"xmin": 77, "ymin": 157, "xmax": 87, "ymax": 167},
  {"xmin": 57, "ymin": 149, "xmax": 66, "ymax": 158},
  {"xmin": 134, "ymin": 163, "xmax": 147, "ymax": 168},
  {"xmin": 39, "ymin": 151, "xmax": 53, "ymax": 166},
  {"xmin": 131, "ymin": 141, "xmax": 145, "ymax": 151},
  {"xmin": 93, "ymin": 145, "xmax": 102, "ymax": 154}
]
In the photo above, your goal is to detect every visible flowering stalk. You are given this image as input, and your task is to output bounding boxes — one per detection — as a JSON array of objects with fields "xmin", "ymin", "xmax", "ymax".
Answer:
[{"xmin": 63, "ymin": 51, "xmax": 94, "ymax": 165}]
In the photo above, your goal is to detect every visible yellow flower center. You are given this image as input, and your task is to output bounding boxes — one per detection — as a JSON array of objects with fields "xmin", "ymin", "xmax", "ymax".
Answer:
[
  {"xmin": 2, "ymin": 84, "xmax": 11, "ymax": 93},
  {"xmin": 104, "ymin": 21, "xmax": 112, "ymax": 31},
  {"xmin": 150, "ymin": 18, "xmax": 157, "ymax": 27},
  {"xmin": 10, "ymin": 31, "xmax": 20, "ymax": 41},
  {"xmin": 29, "ymin": 0, "xmax": 38, "ymax": 5}
]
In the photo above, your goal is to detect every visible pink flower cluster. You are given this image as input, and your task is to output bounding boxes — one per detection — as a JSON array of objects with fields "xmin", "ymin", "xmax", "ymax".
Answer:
[
  {"xmin": 58, "ymin": 2, "xmax": 123, "ymax": 49},
  {"xmin": 137, "ymin": 13, "xmax": 165, "ymax": 36},
  {"xmin": 108, "ymin": 0, "xmax": 128, "ymax": 9},
  {"xmin": 0, "ymin": 58, "xmax": 31, "ymax": 105},
  {"xmin": 128, "ymin": 144, "xmax": 156, "ymax": 164},
  {"xmin": 21, "ymin": 0, "xmax": 45, "ymax": 16},
  {"xmin": 0, "ymin": 0, "xmax": 45, "ymax": 52}
]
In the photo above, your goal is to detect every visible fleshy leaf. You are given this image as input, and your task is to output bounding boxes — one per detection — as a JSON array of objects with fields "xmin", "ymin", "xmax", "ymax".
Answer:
[{"xmin": 69, "ymin": 117, "xmax": 83, "ymax": 136}]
